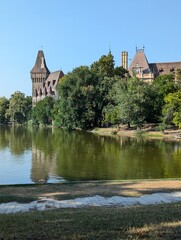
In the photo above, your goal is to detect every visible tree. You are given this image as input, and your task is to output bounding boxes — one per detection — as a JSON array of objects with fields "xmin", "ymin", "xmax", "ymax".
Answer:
[
  {"xmin": 103, "ymin": 76, "xmax": 150, "ymax": 129},
  {"xmin": 56, "ymin": 52, "xmax": 127, "ymax": 130},
  {"xmin": 151, "ymin": 74, "xmax": 177, "ymax": 120},
  {"xmin": 56, "ymin": 66, "xmax": 98, "ymax": 130},
  {"xmin": 32, "ymin": 97, "xmax": 54, "ymax": 125},
  {"xmin": 0, "ymin": 97, "xmax": 9, "ymax": 123},
  {"xmin": 5, "ymin": 91, "xmax": 32, "ymax": 124},
  {"xmin": 162, "ymin": 91, "xmax": 181, "ymax": 128},
  {"xmin": 91, "ymin": 51, "xmax": 115, "ymax": 78},
  {"xmin": 152, "ymin": 74, "xmax": 176, "ymax": 96},
  {"xmin": 91, "ymin": 52, "xmax": 126, "ymax": 126}
]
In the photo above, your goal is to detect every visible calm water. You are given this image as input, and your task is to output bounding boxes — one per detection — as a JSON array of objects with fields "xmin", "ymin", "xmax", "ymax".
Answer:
[{"xmin": 0, "ymin": 126, "xmax": 181, "ymax": 184}]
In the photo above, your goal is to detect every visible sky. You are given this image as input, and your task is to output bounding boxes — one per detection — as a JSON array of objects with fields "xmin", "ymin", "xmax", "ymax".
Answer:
[{"xmin": 1, "ymin": 0, "xmax": 181, "ymax": 98}]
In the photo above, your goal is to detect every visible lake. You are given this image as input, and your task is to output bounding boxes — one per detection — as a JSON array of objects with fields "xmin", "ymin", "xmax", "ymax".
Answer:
[{"xmin": 0, "ymin": 125, "xmax": 181, "ymax": 184}]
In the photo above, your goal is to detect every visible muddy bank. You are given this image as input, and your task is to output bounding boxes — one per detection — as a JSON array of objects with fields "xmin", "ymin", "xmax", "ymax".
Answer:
[{"xmin": 92, "ymin": 124, "xmax": 181, "ymax": 140}]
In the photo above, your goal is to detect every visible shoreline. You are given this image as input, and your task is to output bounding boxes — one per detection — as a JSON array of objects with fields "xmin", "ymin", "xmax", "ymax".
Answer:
[
  {"xmin": 0, "ymin": 179, "xmax": 181, "ymax": 203},
  {"xmin": 91, "ymin": 124, "xmax": 181, "ymax": 141}
]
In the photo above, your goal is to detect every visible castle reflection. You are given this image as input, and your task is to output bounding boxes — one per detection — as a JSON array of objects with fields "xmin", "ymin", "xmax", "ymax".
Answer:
[{"xmin": 1, "ymin": 125, "xmax": 181, "ymax": 184}]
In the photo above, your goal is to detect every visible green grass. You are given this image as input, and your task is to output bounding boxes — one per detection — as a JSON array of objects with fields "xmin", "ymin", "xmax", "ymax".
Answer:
[
  {"xmin": 0, "ymin": 195, "xmax": 36, "ymax": 203},
  {"xmin": 0, "ymin": 203, "xmax": 181, "ymax": 239},
  {"xmin": 0, "ymin": 181, "xmax": 181, "ymax": 239}
]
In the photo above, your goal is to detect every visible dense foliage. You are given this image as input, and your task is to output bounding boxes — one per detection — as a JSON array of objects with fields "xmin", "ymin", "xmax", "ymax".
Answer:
[
  {"xmin": 0, "ymin": 97, "xmax": 9, "ymax": 123},
  {"xmin": 54, "ymin": 52, "xmax": 126, "ymax": 129},
  {"xmin": 32, "ymin": 97, "xmax": 54, "ymax": 125},
  {"xmin": 0, "ymin": 91, "xmax": 32, "ymax": 124},
  {"xmin": 1, "ymin": 53, "xmax": 181, "ymax": 129}
]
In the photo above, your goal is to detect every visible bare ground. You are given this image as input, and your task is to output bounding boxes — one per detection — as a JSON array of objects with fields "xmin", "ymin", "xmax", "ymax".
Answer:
[
  {"xmin": 92, "ymin": 124, "xmax": 181, "ymax": 140},
  {"xmin": 0, "ymin": 180, "xmax": 181, "ymax": 202}
]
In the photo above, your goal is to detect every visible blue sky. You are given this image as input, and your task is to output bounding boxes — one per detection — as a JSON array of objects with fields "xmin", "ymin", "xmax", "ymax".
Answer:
[{"xmin": 1, "ymin": 0, "xmax": 181, "ymax": 98}]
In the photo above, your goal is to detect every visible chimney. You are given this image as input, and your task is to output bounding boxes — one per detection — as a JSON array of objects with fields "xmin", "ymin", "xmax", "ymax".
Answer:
[{"xmin": 121, "ymin": 51, "xmax": 128, "ymax": 70}]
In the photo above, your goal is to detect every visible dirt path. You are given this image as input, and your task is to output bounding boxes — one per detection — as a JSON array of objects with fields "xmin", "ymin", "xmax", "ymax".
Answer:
[{"xmin": 0, "ymin": 180, "xmax": 181, "ymax": 202}]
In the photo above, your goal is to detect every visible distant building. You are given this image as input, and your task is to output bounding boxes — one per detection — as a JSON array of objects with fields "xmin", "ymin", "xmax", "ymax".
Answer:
[
  {"xmin": 30, "ymin": 50, "xmax": 64, "ymax": 105},
  {"xmin": 122, "ymin": 48, "xmax": 181, "ymax": 82},
  {"xmin": 31, "ymin": 49, "xmax": 181, "ymax": 105}
]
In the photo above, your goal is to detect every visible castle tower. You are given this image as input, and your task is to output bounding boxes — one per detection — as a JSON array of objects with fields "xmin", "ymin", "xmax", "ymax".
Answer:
[
  {"xmin": 121, "ymin": 51, "xmax": 128, "ymax": 70},
  {"xmin": 30, "ymin": 50, "xmax": 50, "ymax": 105}
]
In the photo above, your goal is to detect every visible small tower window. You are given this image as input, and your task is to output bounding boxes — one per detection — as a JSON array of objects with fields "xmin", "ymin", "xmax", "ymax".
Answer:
[
  {"xmin": 159, "ymin": 68, "xmax": 164, "ymax": 72},
  {"xmin": 170, "ymin": 67, "xmax": 175, "ymax": 72}
]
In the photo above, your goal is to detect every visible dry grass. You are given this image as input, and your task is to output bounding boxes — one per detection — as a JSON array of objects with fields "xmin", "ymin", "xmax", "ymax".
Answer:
[
  {"xmin": 0, "ymin": 180, "xmax": 181, "ymax": 202},
  {"xmin": 92, "ymin": 124, "xmax": 181, "ymax": 140},
  {"xmin": 0, "ymin": 203, "xmax": 181, "ymax": 239},
  {"xmin": 0, "ymin": 180, "xmax": 181, "ymax": 239}
]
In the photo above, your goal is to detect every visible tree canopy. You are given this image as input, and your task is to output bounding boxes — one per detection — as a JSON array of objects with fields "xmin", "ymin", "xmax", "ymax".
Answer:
[
  {"xmin": 1, "ymin": 53, "xmax": 181, "ymax": 131},
  {"xmin": 0, "ymin": 97, "xmax": 9, "ymax": 123},
  {"xmin": 32, "ymin": 97, "xmax": 54, "ymax": 125},
  {"xmin": 5, "ymin": 91, "xmax": 32, "ymax": 124}
]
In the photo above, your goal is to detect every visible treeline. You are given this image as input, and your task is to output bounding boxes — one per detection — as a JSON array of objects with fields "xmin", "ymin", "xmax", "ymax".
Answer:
[
  {"xmin": 0, "ymin": 92, "xmax": 32, "ymax": 124},
  {"xmin": 1, "ymin": 52, "xmax": 181, "ymax": 130}
]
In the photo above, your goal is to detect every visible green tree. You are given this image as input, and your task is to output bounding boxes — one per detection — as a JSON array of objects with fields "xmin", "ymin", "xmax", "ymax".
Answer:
[
  {"xmin": 91, "ymin": 52, "xmax": 126, "ymax": 126},
  {"xmin": 0, "ymin": 97, "xmax": 9, "ymax": 123},
  {"xmin": 32, "ymin": 97, "xmax": 54, "ymax": 125},
  {"xmin": 176, "ymin": 69, "xmax": 181, "ymax": 89},
  {"xmin": 56, "ymin": 66, "xmax": 98, "ymax": 129},
  {"xmin": 162, "ymin": 91, "xmax": 181, "ymax": 128},
  {"xmin": 151, "ymin": 74, "xmax": 177, "ymax": 121},
  {"xmin": 91, "ymin": 51, "xmax": 115, "ymax": 78},
  {"xmin": 5, "ymin": 91, "xmax": 32, "ymax": 124},
  {"xmin": 56, "ymin": 52, "xmax": 126, "ymax": 130},
  {"xmin": 104, "ymin": 76, "xmax": 150, "ymax": 129}
]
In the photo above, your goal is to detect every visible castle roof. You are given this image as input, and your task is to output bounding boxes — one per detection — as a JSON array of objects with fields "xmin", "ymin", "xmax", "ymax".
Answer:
[
  {"xmin": 149, "ymin": 62, "xmax": 181, "ymax": 76},
  {"xmin": 45, "ymin": 70, "xmax": 64, "ymax": 88},
  {"xmin": 129, "ymin": 49, "xmax": 150, "ymax": 73},
  {"xmin": 30, "ymin": 50, "xmax": 50, "ymax": 74}
]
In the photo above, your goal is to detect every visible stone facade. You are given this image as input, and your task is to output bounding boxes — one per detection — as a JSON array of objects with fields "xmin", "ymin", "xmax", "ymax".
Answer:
[
  {"xmin": 30, "ymin": 50, "xmax": 64, "ymax": 105},
  {"xmin": 31, "ymin": 49, "xmax": 181, "ymax": 105},
  {"xmin": 123, "ymin": 48, "xmax": 181, "ymax": 82}
]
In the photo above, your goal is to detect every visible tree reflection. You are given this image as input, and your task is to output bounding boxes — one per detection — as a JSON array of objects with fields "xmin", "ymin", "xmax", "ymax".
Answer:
[
  {"xmin": 1, "ymin": 125, "xmax": 181, "ymax": 183},
  {"xmin": 0, "ymin": 126, "xmax": 32, "ymax": 154}
]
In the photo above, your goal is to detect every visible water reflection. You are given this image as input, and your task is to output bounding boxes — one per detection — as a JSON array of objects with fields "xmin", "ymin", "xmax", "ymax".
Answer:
[{"xmin": 0, "ymin": 125, "xmax": 181, "ymax": 184}]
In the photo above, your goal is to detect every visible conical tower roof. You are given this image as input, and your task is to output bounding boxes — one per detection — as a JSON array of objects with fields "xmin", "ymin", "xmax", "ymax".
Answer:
[
  {"xmin": 129, "ymin": 49, "xmax": 150, "ymax": 73},
  {"xmin": 30, "ymin": 50, "xmax": 50, "ymax": 74}
]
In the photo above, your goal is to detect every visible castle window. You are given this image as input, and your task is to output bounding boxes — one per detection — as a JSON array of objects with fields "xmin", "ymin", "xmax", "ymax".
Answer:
[
  {"xmin": 53, "ymin": 80, "xmax": 56, "ymax": 85},
  {"xmin": 39, "ymin": 89, "xmax": 42, "ymax": 96},
  {"xmin": 159, "ymin": 68, "xmax": 164, "ymax": 72},
  {"xmin": 44, "ymin": 87, "xmax": 47, "ymax": 95},
  {"xmin": 170, "ymin": 67, "xmax": 175, "ymax": 72},
  {"xmin": 48, "ymin": 81, "xmax": 50, "ymax": 87}
]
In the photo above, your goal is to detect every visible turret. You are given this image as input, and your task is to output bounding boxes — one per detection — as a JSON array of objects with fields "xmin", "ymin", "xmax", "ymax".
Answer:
[
  {"xmin": 121, "ymin": 51, "xmax": 128, "ymax": 70},
  {"xmin": 30, "ymin": 50, "xmax": 50, "ymax": 105}
]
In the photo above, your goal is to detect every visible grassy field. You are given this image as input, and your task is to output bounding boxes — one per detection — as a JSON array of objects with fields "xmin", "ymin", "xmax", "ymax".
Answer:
[
  {"xmin": 0, "ymin": 203, "xmax": 181, "ymax": 239},
  {"xmin": 0, "ymin": 180, "xmax": 181, "ymax": 239}
]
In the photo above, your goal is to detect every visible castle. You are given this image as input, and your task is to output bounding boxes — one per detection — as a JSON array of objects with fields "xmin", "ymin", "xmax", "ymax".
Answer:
[
  {"xmin": 31, "ymin": 49, "xmax": 181, "ymax": 104},
  {"xmin": 30, "ymin": 50, "xmax": 64, "ymax": 105},
  {"xmin": 122, "ymin": 48, "xmax": 181, "ymax": 82}
]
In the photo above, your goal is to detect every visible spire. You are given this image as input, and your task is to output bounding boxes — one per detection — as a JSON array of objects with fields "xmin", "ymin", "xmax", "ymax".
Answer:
[
  {"xmin": 30, "ymin": 50, "xmax": 50, "ymax": 74},
  {"xmin": 109, "ymin": 41, "xmax": 112, "ymax": 54}
]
